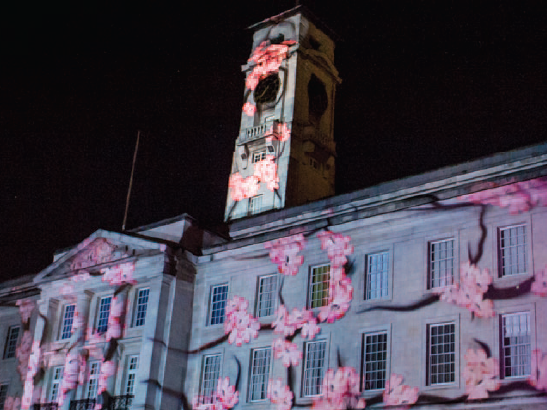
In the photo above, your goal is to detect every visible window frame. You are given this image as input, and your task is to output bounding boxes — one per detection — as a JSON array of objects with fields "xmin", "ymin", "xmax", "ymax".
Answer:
[
  {"xmin": 361, "ymin": 330, "xmax": 390, "ymax": 392},
  {"xmin": 251, "ymin": 151, "xmax": 267, "ymax": 164},
  {"xmin": 428, "ymin": 238, "xmax": 456, "ymax": 290},
  {"xmin": 133, "ymin": 288, "xmax": 150, "ymax": 327},
  {"xmin": 59, "ymin": 303, "xmax": 76, "ymax": 340},
  {"xmin": 208, "ymin": 284, "xmax": 229, "ymax": 326},
  {"xmin": 248, "ymin": 347, "xmax": 272, "ymax": 402},
  {"xmin": 302, "ymin": 340, "xmax": 328, "ymax": 397},
  {"xmin": 3, "ymin": 325, "xmax": 20, "ymax": 359},
  {"xmin": 497, "ymin": 224, "xmax": 529, "ymax": 278},
  {"xmin": 49, "ymin": 366, "xmax": 64, "ymax": 402},
  {"xmin": 199, "ymin": 353, "xmax": 223, "ymax": 401},
  {"xmin": 249, "ymin": 195, "xmax": 263, "ymax": 216},
  {"xmin": 307, "ymin": 264, "xmax": 331, "ymax": 309},
  {"xmin": 86, "ymin": 361, "xmax": 101, "ymax": 399},
  {"xmin": 96, "ymin": 295, "xmax": 112, "ymax": 334},
  {"xmin": 255, "ymin": 274, "xmax": 278, "ymax": 318},
  {"xmin": 426, "ymin": 322, "xmax": 457, "ymax": 387},
  {"xmin": 364, "ymin": 251, "xmax": 391, "ymax": 300},
  {"xmin": 0, "ymin": 383, "xmax": 9, "ymax": 410},
  {"xmin": 498, "ymin": 309, "xmax": 533, "ymax": 380},
  {"xmin": 125, "ymin": 355, "xmax": 140, "ymax": 396}
]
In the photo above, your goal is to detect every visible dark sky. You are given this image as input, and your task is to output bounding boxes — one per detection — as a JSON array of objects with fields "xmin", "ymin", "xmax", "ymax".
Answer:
[{"xmin": 1, "ymin": 1, "xmax": 545, "ymax": 280}]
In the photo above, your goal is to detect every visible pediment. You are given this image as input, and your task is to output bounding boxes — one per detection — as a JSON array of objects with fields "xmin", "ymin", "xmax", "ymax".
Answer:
[{"xmin": 35, "ymin": 230, "xmax": 167, "ymax": 283}]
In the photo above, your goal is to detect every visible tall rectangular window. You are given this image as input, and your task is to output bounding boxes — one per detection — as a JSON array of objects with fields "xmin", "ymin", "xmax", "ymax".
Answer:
[
  {"xmin": 50, "ymin": 366, "xmax": 64, "ymax": 402},
  {"xmin": 365, "ymin": 252, "xmax": 389, "ymax": 300},
  {"xmin": 501, "ymin": 312, "xmax": 531, "ymax": 378},
  {"xmin": 134, "ymin": 288, "xmax": 150, "ymax": 327},
  {"xmin": 362, "ymin": 331, "xmax": 388, "ymax": 391},
  {"xmin": 499, "ymin": 225, "xmax": 527, "ymax": 276},
  {"xmin": 97, "ymin": 296, "xmax": 112, "ymax": 334},
  {"xmin": 87, "ymin": 362, "xmax": 100, "ymax": 399},
  {"xmin": 60, "ymin": 304, "xmax": 76, "ymax": 340},
  {"xmin": 249, "ymin": 348, "xmax": 272, "ymax": 402},
  {"xmin": 303, "ymin": 341, "xmax": 327, "ymax": 397},
  {"xmin": 3, "ymin": 326, "xmax": 20, "ymax": 359},
  {"xmin": 0, "ymin": 384, "xmax": 8, "ymax": 410},
  {"xmin": 249, "ymin": 195, "xmax": 263, "ymax": 215},
  {"xmin": 125, "ymin": 355, "xmax": 139, "ymax": 395},
  {"xmin": 209, "ymin": 285, "xmax": 228, "ymax": 325},
  {"xmin": 200, "ymin": 354, "xmax": 222, "ymax": 400},
  {"xmin": 429, "ymin": 239, "xmax": 455, "ymax": 289},
  {"xmin": 256, "ymin": 275, "xmax": 278, "ymax": 318},
  {"xmin": 308, "ymin": 264, "xmax": 330, "ymax": 309},
  {"xmin": 427, "ymin": 323, "xmax": 455, "ymax": 385}
]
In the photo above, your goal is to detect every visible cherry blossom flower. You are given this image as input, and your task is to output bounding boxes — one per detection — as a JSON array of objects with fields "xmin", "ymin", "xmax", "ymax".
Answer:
[
  {"xmin": 458, "ymin": 178, "xmax": 547, "ymax": 214},
  {"xmin": 105, "ymin": 297, "xmax": 125, "ymax": 341},
  {"xmin": 531, "ymin": 265, "xmax": 547, "ymax": 297},
  {"xmin": 242, "ymin": 175, "xmax": 260, "ymax": 198},
  {"xmin": 313, "ymin": 368, "xmax": 365, "ymax": 410},
  {"xmin": 383, "ymin": 374, "xmax": 419, "ymax": 406},
  {"xmin": 245, "ymin": 40, "xmax": 296, "ymax": 91},
  {"xmin": 71, "ymin": 272, "xmax": 91, "ymax": 282},
  {"xmin": 60, "ymin": 352, "xmax": 80, "ymax": 402},
  {"xmin": 101, "ymin": 262, "xmax": 136, "ymax": 286},
  {"xmin": 253, "ymin": 155, "xmax": 279, "ymax": 191},
  {"xmin": 228, "ymin": 173, "xmax": 260, "ymax": 202},
  {"xmin": 463, "ymin": 349, "xmax": 500, "ymax": 400},
  {"xmin": 435, "ymin": 262, "xmax": 494, "ymax": 318},
  {"xmin": 264, "ymin": 234, "xmax": 306, "ymax": 276},
  {"xmin": 272, "ymin": 338, "xmax": 302, "ymax": 367},
  {"xmin": 274, "ymin": 122, "xmax": 291, "ymax": 142},
  {"xmin": 317, "ymin": 231, "xmax": 354, "ymax": 267},
  {"xmin": 4, "ymin": 397, "xmax": 21, "ymax": 410},
  {"xmin": 272, "ymin": 305, "xmax": 297, "ymax": 337},
  {"xmin": 301, "ymin": 317, "xmax": 321, "ymax": 340},
  {"xmin": 224, "ymin": 296, "xmax": 259, "ymax": 346},
  {"xmin": 529, "ymin": 349, "xmax": 547, "ymax": 391},
  {"xmin": 242, "ymin": 102, "xmax": 256, "ymax": 117},
  {"xmin": 16, "ymin": 299, "xmax": 35, "ymax": 325},
  {"xmin": 215, "ymin": 377, "xmax": 239, "ymax": 409},
  {"xmin": 267, "ymin": 379, "xmax": 293, "ymax": 410},
  {"xmin": 318, "ymin": 276, "xmax": 353, "ymax": 324}
]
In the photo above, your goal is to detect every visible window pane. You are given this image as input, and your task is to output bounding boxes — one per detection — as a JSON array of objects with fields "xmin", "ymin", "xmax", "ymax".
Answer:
[
  {"xmin": 428, "ymin": 323, "xmax": 455, "ymax": 385},
  {"xmin": 429, "ymin": 239, "xmax": 454, "ymax": 288},
  {"xmin": 303, "ymin": 341, "xmax": 327, "ymax": 396},
  {"xmin": 126, "ymin": 355, "xmax": 139, "ymax": 395},
  {"xmin": 309, "ymin": 265, "xmax": 330, "ymax": 308},
  {"xmin": 499, "ymin": 226, "xmax": 527, "ymax": 276},
  {"xmin": 257, "ymin": 275, "xmax": 278, "ymax": 317},
  {"xmin": 200, "ymin": 354, "xmax": 222, "ymax": 401},
  {"xmin": 366, "ymin": 252, "xmax": 389, "ymax": 300},
  {"xmin": 87, "ymin": 362, "xmax": 100, "ymax": 398},
  {"xmin": 210, "ymin": 285, "xmax": 228, "ymax": 325},
  {"xmin": 502, "ymin": 312, "xmax": 531, "ymax": 377},
  {"xmin": 97, "ymin": 297, "xmax": 112, "ymax": 333},
  {"xmin": 135, "ymin": 288, "xmax": 150, "ymax": 327},
  {"xmin": 61, "ymin": 304, "xmax": 76, "ymax": 340},
  {"xmin": 3, "ymin": 326, "xmax": 20, "ymax": 359},
  {"xmin": 363, "ymin": 332, "xmax": 388, "ymax": 390},
  {"xmin": 249, "ymin": 348, "xmax": 271, "ymax": 401},
  {"xmin": 0, "ymin": 384, "xmax": 8, "ymax": 410}
]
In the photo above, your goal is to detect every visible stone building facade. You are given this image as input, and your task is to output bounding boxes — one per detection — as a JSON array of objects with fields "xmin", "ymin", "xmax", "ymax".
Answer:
[{"xmin": 1, "ymin": 5, "xmax": 547, "ymax": 410}]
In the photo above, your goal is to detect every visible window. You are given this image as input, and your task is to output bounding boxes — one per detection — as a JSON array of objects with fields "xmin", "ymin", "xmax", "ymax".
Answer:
[
  {"xmin": 501, "ymin": 312, "xmax": 531, "ymax": 378},
  {"xmin": 200, "ymin": 354, "xmax": 222, "ymax": 400},
  {"xmin": 308, "ymin": 264, "xmax": 330, "ymax": 309},
  {"xmin": 97, "ymin": 296, "xmax": 112, "ymax": 333},
  {"xmin": 429, "ymin": 239, "xmax": 455, "ymax": 289},
  {"xmin": 249, "ymin": 348, "xmax": 272, "ymax": 401},
  {"xmin": 362, "ymin": 331, "xmax": 388, "ymax": 391},
  {"xmin": 0, "ymin": 384, "xmax": 8, "ymax": 410},
  {"xmin": 125, "ymin": 355, "xmax": 139, "ymax": 395},
  {"xmin": 134, "ymin": 288, "xmax": 150, "ymax": 327},
  {"xmin": 209, "ymin": 285, "xmax": 228, "ymax": 325},
  {"xmin": 427, "ymin": 323, "xmax": 455, "ymax": 385},
  {"xmin": 50, "ymin": 367, "xmax": 64, "ymax": 402},
  {"xmin": 249, "ymin": 195, "xmax": 263, "ymax": 215},
  {"xmin": 87, "ymin": 362, "xmax": 100, "ymax": 399},
  {"xmin": 60, "ymin": 304, "xmax": 76, "ymax": 340},
  {"xmin": 499, "ymin": 225, "xmax": 527, "ymax": 276},
  {"xmin": 365, "ymin": 252, "xmax": 389, "ymax": 300},
  {"xmin": 256, "ymin": 275, "xmax": 278, "ymax": 318},
  {"xmin": 303, "ymin": 341, "xmax": 327, "ymax": 397},
  {"xmin": 3, "ymin": 326, "xmax": 19, "ymax": 359},
  {"xmin": 252, "ymin": 151, "xmax": 267, "ymax": 163}
]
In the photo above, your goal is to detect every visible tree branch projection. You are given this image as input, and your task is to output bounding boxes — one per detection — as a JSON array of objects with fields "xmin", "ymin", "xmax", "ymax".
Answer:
[
  {"xmin": 10, "ymin": 259, "xmax": 139, "ymax": 410},
  {"xmin": 187, "ymin": 178, "xmax": 547, "ymax": 409}
]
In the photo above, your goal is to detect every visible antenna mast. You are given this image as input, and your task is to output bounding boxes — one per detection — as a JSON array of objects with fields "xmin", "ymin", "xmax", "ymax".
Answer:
[{"xmin": 122, "ymin": 130, "xmax": 140, "ymax": 231}]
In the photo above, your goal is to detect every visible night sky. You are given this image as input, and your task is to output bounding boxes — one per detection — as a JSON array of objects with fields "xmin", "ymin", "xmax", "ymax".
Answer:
[{"xmin": 1, "ymin": 1, "xmax": 545, "ymax": 280}]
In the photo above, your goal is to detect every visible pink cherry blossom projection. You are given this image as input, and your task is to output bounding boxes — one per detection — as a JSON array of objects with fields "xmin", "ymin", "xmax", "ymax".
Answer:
[
  {"xmin": 458, "ymin": 177, "xmax": 547, "ymax": 214},
  {"xmin": 242, "ymin": 102, "xmax": 256, "ymax": 117},
  {"xmin": 223, "ymin": 296, "xmax": 260, "ymax": 346},
  {"xmin": 435, "ymin": 261, "xmax": 494, "ymax": 318},
  {"xmin": 4, "ymin": 397, "xmax": 21, "ymax": 410},
  {"xmin": 254, "ymin": 155, "xmax": 279, "ymax": 191},
  {"xmin": 318, "ymin": 275, "xmax": 353, "ymax": 324},
  {"xmin": 71, "ymin": 271, "xmax": 91, "ymax": 282},
  {"xmin": 463, "ymin": 349, "xmax": 500, "ymax": 400},
  {"xmin": 101, "ymin": 262, "xmax": 136, "ymax": 286},
  {"xmin": 97, "ymin": 361, "xmax": 116, "ymax": 396},
  {"xmin": 105, "ymin": 296, "xmax": 125, "ymax": 341},
  {"xmin": 531, "ymin": 265, "xmax": 547, "ymax": 297},
  {"xmin": 21, "ymin": 341, "xmax": 41, "ymax": 410},
  {"xmin": 317, "ymin": 231, "xmax": 354, "ymax": 268},
  {"xmin": 245, "ymin": 40, "xmax": 296, "ymax": 91},
  {"xmin": 271, "ymin": 305, "xmax": 320, "ymax": 339},
  {"xmin": 264, "ymin": 234, "xmax": 306, "ymax": 276},
  {"xmin": 16, "ymin": 331, "xmax": 33, "ymax": 381},
  {"xmin": 58, "ymin": 352, "xmax": 80, "ymax": 406},
  {"xmin": 228, "ymin": 173, "xmax": 260, "ymax": 202},
  {"xmin": 383, "ymin": 374, "xmax": 419, "ymax": 407},
  {"xmin": 530, "ymin": 350, "xmax": 547, "ymax": 391},
  {"xmin": 192, "ymin": 377, "xmax": 239, "ymax": 410},
  {"xmin": 313, "ymin": 368, "xmax": 365, "ymax": 410},
  {"xmin": 267, "ymin": 379, "xmax": 293, "ymax": 410},
  {"xmin": 272, "ymin": 338, "xmax": 302, "ymax": 367}
]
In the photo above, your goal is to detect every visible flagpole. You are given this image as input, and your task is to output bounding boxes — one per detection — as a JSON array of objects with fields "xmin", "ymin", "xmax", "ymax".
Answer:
[{"xmin": 122, "ymin": 130, "xmax": 140, "ymax": 231}]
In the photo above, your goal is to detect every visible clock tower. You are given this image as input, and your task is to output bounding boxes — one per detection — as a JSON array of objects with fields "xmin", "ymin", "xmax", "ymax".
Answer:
[{"xmin": 225, "ymin": 6, "xmax": 341, "ymax": 221}]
